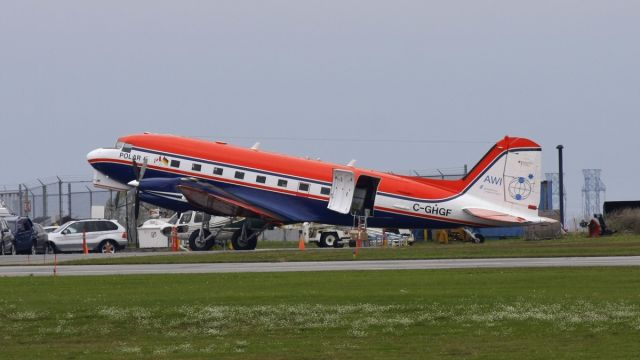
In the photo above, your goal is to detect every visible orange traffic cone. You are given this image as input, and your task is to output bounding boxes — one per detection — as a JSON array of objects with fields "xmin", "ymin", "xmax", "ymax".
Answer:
[
  {"xmin": 172, "ymin": 227, "xmax": 179, "ymax": 252},
  {"xmin": 298, "ymin": 233, "xmax": 305, "ymax": 251},
  {"xmin": 82, "ymin": 230, "xmax": 89, "ymax": 255}
]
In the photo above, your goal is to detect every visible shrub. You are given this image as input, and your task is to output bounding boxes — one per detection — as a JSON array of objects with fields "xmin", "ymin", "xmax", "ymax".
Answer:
[{"xmin": 606, "ymin": 208, "xmax": 640, "ymax": 234}]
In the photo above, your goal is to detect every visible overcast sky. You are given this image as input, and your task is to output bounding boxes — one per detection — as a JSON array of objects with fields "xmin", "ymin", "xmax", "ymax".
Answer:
[{"xmin": 1, "ymin": 1, "xmax": 638, "ymax": 221}]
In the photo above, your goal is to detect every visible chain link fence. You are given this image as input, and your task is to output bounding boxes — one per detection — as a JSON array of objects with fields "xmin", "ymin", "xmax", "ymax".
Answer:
[{"xmin": 0, "ymin": 176, "xmax": 113, "ymax": 225}]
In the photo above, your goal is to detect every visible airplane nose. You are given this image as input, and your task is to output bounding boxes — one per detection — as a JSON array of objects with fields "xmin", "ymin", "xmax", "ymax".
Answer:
[{"xmin": 87, "ymin": 148, "xmax": 102, "ymax": 166}]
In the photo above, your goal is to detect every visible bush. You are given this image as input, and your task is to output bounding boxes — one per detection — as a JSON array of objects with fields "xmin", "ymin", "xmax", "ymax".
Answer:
[{"xmin": 606, "ymin": 209, "xmax": 640, "ymax": 234}]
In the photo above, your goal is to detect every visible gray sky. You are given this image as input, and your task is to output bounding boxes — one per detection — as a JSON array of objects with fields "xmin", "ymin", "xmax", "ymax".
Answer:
[{"xmin": 1, "ymin": 1, "xmax": 639, "ymax": 222}]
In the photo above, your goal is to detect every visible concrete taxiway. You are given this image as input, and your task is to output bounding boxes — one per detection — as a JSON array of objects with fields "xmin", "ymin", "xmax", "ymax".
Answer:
[{"xmin": 0, "ymin": 256, "xmax": 639, "ymax": 277}]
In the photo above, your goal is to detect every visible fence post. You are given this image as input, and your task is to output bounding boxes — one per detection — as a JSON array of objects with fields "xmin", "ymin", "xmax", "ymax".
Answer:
[
  {"xmin": 67, "ymin": 183, "xmax": 72, "ymax": 219},
  {"xmin": 38, "ymin": 179, "xmax": 47, "ymax": 222},
  {"xmin": 18, "ymin": 184, "xmax": 23, "ymax": 216},
  {"xmin": 57, "ymin": 177, "xmax": 62, "ymax": 223}
]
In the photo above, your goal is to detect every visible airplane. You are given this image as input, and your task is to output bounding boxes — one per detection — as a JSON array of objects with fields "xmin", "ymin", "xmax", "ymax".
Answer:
[{"xmin": 87, "ymin": 133, "xmax": 555, "ymax": 250}]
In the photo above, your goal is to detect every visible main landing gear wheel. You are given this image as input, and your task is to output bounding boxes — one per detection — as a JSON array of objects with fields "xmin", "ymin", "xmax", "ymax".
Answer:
[
  {"xmin": 189, "ymin": 229, "xmax": 213, "ymax": 251},
  {"xmin": 320, "ymin": 232, "xmax": 343, "ymax": 248},
  {"xmin": 231, "ymin": 228, "xmax": 257, "ymax": 251}
]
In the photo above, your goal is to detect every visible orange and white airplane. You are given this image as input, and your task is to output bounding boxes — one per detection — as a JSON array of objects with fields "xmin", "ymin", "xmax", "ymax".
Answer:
[{"xmin": 87, "ymin": 134, "xmax": 554, "ymax": 250}]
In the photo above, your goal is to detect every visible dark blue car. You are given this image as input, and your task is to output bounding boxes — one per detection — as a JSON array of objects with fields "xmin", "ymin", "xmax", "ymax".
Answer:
[{"xmin": 5, "ymin": 216, "xmax": 38, "ymax": 255}]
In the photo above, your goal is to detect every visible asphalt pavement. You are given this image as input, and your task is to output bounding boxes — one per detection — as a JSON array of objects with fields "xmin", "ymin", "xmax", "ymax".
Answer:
[{"xmin": 1, "ymin": 256, "xmax": 639, "ymax": 277}]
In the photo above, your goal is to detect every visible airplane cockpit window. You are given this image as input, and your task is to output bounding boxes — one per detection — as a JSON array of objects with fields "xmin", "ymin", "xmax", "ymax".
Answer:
[
  {"xmin": 115, "ymin": 141, "xmax": 124, "ymax": 149},
  {"xmin": 179, "ymin": 212, "xmax": 192, "ymax": 224},
  {"xmin": 122, "ymin": 144, "xmax": 133, "ymax": 153}
]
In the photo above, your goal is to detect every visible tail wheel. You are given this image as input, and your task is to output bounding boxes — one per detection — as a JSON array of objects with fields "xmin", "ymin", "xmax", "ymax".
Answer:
[
  {"xmin": 473, "ymin": 234, "xmax": 485, "ymax": 244},
  {"xmin": 99, "ymin": 240, "xmax": 118, "ymax": 254},
  {"xmin": 231, "ymin": 228, "xmax": 257, "ymax": 250},
  {"xmin": 188, "ymin": 229, "xmax": 213, "ymax": 251}
]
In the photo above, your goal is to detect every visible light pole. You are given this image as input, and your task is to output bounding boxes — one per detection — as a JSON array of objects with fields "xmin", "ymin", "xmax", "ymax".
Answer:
[{"xmin": 556, "ymin": 145, "xmax": 564, "ymax": 229}]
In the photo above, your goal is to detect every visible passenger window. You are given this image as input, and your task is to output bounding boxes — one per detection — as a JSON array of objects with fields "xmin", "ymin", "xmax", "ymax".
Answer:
[
  {"xmin": 194, "ymin": 212, "xmax": 203, "ymax": 223},
  {"xmin": 170, "ymin": 160, "xmax": 180, "ymax": 168},
  {"xmin": 213, "ymin": 167, "xmax": 224, "ymax": 176},
  {"xmin": 103, "ymin": 222, "xmax": 118, "ymax": 231},
  {"xmin": 122, "ymin": 144, "xmax": 133, "ymax": 153},
  {"xmin": 192, "ymin": 163, "xmax": 202, "ymax": 172},
  {"xmin": 256, "ymin": 175, "xmax": 266, "ymax": 184},
  {"xmin": 66, "ymin": 222, "xmax": 85, "ymax": 234},
  {"xmin": 235, "ymin": 171, "xmax": 245, "ymax": 180},
  {"xmin": 298, "ymin": 183, "xmax": 310, "ymax": 192},
  {"xmin": 277, "ymin": 179, "xmax": 288, "ymax": 187},
  {"xmin": 321, "ymin": 187, "xmax": 331, "ymax": 195},
  {"xmin": 85, "ymin": 221, "xmax": 100, "ymax": 232}
]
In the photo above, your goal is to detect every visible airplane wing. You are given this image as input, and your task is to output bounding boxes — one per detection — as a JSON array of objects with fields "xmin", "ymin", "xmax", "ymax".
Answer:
[
  {"xmin": 463, "ymin": 208, "xmax": 529, "ymax": 224},
  {"xmin": 176, "ymin": 178, "xmax": 287, "ymax": 222}
]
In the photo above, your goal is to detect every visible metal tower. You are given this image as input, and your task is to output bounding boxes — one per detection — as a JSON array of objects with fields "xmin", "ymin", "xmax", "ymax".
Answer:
[
  {"xmin": 581, "ymin": 169, "xmax": 606, "ymax": 220},
  {"xmin": 544, "ymin": 173, "xmax": 566, "ymax": 214}
]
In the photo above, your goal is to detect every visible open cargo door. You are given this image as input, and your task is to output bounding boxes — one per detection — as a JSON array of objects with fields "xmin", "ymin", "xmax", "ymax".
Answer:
[
  {"xmin": 327, "ymin": 169, "xmax": 355, "ymax": 214},
  {"xmin": 328, "ymin": 169, "xmax": 381, "ymax": 216}
]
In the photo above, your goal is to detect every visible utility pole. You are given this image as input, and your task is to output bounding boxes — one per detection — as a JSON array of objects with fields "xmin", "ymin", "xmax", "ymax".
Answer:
[{"xmin": 556, "ymin": 145, "xmax": 564, "ymax": 229}]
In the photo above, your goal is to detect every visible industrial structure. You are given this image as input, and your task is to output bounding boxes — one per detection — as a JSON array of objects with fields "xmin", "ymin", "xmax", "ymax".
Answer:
[{"xmin": 581, "ymin": 169, "xmax": 606, "ymax": 221}]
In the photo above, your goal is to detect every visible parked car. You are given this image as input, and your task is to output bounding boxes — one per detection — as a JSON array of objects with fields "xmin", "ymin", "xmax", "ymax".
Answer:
[
  {"xmin": 4, "ymin": 216, "xmax": 38, "ymax": 254},
  {"xmin": 0, "ymin": 217, "xmax": 16, "ymax": 255},
  {"xmin": 31, "ymin": 223, "xmax": 49, "ymax": 254},
  {"xmin": 47, "ymin": 219, "xmax": 127, "ymax": 254}
]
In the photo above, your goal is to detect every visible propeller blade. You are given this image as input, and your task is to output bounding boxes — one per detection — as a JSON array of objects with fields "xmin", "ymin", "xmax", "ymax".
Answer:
[
  {"xmin": 132, "ymin": 159, "xmax": 141, "ymax": 181},
  {"xmin": 134, "ymin": 188, "xmax": 141, "ymax": 221},
  {"xmin": 139, "ymin": 157, "xmax": 148, "ymax": 180}
]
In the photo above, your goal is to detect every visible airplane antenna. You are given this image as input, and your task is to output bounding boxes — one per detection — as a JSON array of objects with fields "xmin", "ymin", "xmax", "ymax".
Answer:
[
  {"xmin": 251, "ymin": 142, "xmax": 261, "ymax": 151},
  {"xmin": 347, "ymin": 159, "xmax": 356, "ymax": 167}
]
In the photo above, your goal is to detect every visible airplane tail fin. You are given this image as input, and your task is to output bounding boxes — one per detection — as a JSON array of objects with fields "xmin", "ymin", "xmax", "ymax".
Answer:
[{"xmin": 462, "ymin": 136, "xmax": 545, "ymax": 222}]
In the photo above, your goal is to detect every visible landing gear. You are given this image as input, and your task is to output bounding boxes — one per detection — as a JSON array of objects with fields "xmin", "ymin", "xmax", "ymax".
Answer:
[
  {"xmin": 188, "ymin": 229, "xmax": 214, "ymax": 251},
  {"xmin": 231, "ymin": 227, "xmax": 257, "ymax": 251}
]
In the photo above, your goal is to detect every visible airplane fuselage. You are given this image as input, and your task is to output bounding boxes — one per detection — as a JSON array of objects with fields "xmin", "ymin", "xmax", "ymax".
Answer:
[{"xmin": 88, "ymin": 134, "xmax": 549, "ymax": 229}]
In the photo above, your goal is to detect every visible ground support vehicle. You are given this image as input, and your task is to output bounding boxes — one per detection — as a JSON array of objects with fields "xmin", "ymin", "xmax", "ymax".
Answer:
[
  {"xmin": 433, "ymin": 228, "xmax": 484, "ymax": 244},
  {"xmin": 304, "ymin": 223, "xmax": 414, "ymax": 248}
]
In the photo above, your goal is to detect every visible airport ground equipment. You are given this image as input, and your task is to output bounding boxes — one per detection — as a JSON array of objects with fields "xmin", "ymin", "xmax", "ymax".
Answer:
[{"xmin": 434, "ymin": 228, "xmax": 484, "ymax": 244}]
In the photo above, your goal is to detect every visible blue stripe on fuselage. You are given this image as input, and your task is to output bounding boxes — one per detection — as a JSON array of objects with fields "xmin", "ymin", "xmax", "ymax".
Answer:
[{"xmin": 92, "ymin": 161, "xmax": 467, "ymax": 228}]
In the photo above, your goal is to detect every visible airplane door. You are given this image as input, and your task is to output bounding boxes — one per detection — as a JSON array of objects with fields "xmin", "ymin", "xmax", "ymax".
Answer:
[
  {"xmin": 327, "ymin": 169, "xmax": 355, "ymax": 214},
  {"xmin": 327, "ymin": 170, "xmax": 381, "ymax": 216}
]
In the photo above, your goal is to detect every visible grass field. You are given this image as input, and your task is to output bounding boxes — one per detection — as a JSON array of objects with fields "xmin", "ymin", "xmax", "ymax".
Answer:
[
  {"xmin": 1, "ymin": 267, "xmax": 640, "ymax": 359},
  {"xmin": 65, "ymin": 233, "xmax": 640, "ymax": 265}
]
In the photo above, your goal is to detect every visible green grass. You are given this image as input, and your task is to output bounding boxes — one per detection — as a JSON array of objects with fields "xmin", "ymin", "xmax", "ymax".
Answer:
[
  {"xmin": 66, "ymin": 233, "xmax": 640, "ymax": 265},
  {"xmin": 1, "ymin": 268, "xmax": 640, "ymax": 359}
]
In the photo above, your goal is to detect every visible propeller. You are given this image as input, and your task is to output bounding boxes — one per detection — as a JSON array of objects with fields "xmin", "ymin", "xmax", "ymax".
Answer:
[{"xmin": 130, "ymin": 157, "xmax": 148, "ymax": 224}]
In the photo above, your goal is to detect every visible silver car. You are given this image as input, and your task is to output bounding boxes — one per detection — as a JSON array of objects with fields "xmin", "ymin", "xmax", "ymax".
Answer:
[{"xmin": 47, "ymin": 219, "xmax": 128, "ymax": 253}]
